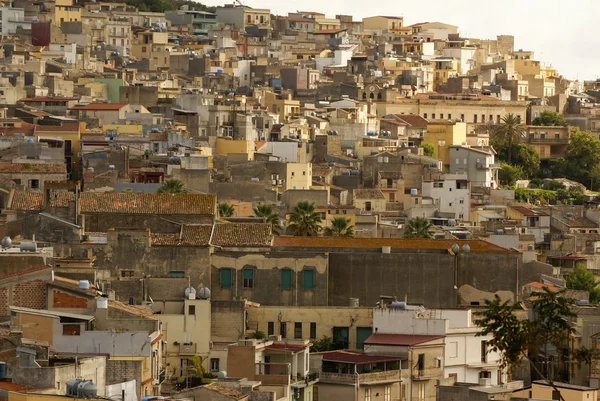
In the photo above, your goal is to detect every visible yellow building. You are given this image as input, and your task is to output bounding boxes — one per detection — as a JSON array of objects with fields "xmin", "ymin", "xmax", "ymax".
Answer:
[
  {"xmin": 259, "ymin": 90, "xmax": 301, "ymax": 123},
  {"xmin": 34, "ymin": 122, "xmax": 84, "ymax": 180},
  {"xmin": 422, "ymin": 120, "xmax": 467, "ymax": 169},
  {"xmin": 54, "ymin": 0, "xmax": 81, "ymax": 24},
  {"xmin": 314, "ymin": 18, "xmax": 341, "ymax": 31},
  {"xmin": 362, "ymin": 16, "xmax": 404, "ymax": 32},
  {"xmin": 285, "ymin": 162, "xmax": 312, "ymax": 191},
  {"xmin": 353, "ymin": 189, "xmax": 386, "ymax": 213},
  {"xmin": 513, "ymin": 381, "xmax": 597, "ymax": 401},
  {"xmin": 248, "ymin": 306, "xmax": 373, "ymax": 350},
  {"xmin": 215, "ymin": 137, "xmax": 255, "ymax": 159},
  {"xmin": 433, "ymin": 59, "xmax": 459, "ymax": 90}
]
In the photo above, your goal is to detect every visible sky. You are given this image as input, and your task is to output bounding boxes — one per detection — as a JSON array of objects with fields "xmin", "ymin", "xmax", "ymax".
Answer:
[{"xmin": 200, "ymin": 0, "xmax": 600, "ymax": 81}]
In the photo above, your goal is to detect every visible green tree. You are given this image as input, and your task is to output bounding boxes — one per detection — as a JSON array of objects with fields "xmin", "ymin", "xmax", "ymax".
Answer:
[
  {"xmin": 566, "ymin": 263, "xmax": 600, "ymax": 303},
  {"xmin": 157, "ymin": 178, "xmax": 185, "ymax": 194},
  {"xmin": 288, "ymin": 201, "xmax": 322, "ymax": 236},
  {"xmin": 253, "ymin": 203, "xmax": 281, "ymax": 234},
  {"xmin": 498, "ymin": 144, "xmax": 540, "ymax": 178},
  {"xmin": 404, "ymin": 217, "xmax": 433, "ymax": 239},
  {"xmin": 564, "ymin": 129, "xmax": 600, "ymax": 186},
  {"xmin": 420, "ymin": 142, "xmax": 435, "ymax": 157},
  {"xmin": 499, "ymin": 163, "xmax": 524, "ymax": 186},
  {"xmin": 218, "ymin": 202, "xmax": 235, "ymax": 218},
  {"xmin": 493, "ymin": 114, "xmax": 526, "ymax": 163},
  {"xmin": 324, "ymin": 217, "xmax": 354, "ymax": 237},
  {"xmin": 248, "ymin": 330, "xmax": 266, "ymax": 340},
  {"xmin": 532, "ymin": 111, "xmax": 567, "ymax": 126},
  {"xmin": 310, "ymin": 335, "xmax": 334, "ymax": 352}
]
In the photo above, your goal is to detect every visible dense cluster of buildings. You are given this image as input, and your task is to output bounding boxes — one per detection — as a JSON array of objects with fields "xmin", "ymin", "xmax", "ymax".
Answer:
[{"xmin": 1, "ymin": 1, "xmax": 600, "ymax": 401}]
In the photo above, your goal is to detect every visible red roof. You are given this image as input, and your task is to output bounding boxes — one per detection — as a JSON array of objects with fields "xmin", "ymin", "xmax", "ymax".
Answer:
[
  {"xmin": 363, "ymin": 333, "xmax": 444, "ymax": 346},
  {"xmin": 313, "ymin": 29, "xmax": 346, "ymax": 34},
  {"xmin": 0, "ymin": 265, "xmax": 52, "ymax": 281},
  {"xmin": 524, "ymin": 282, "xmax": 559, "ymax": 292},
  {"xmin": 71, "ymin": 103, "xmax": 127, "ymax": 111},
  {"xmin": 394, "ymin": 113, "xmax": 428, "ymax": 128},
  {"xmin": 21, "ymin": 97, "xmax": 78, "ymax": 102},
  {"xmin": 318, "ymin": 350, "xmax": 403, "ymax": 364},
  {"xmin": 510, "ymin": 206, "xmax": 549, "ymax": 217},
  {"xmin": 266, "ymin": 343, "xmax": 309, "ymax": 352}
]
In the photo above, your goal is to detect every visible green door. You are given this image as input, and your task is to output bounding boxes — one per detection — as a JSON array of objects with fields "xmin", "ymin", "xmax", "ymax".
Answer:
[{"xmin": 356, "ymin": 327, "xmax": 373, "ymax": 350}]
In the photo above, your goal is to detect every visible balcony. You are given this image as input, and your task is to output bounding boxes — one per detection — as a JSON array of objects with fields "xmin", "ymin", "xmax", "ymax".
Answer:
[
  {"xmin": 528, "ymin": 137, "xmax": 569, "ymax": 144},
  {"xmin": 319, "ymin": 370, "xmax": 401, "ymax": 385},
  {"xmin": 255, "ymin": 363, "xmax": 290, "ymax": 386},
  {"xmin": 178, "ymin": 342, "xmax": 196, "ymax": 355}
]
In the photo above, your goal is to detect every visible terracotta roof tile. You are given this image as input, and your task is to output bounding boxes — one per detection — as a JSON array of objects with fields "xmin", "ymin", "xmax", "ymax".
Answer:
[
  {"xmin": 212, "ymin": 223, "xmax": 272, "ymax": 247},
  {"xmin": 7, "ymin": 190, "xmax": 74, "ymax": 211},
  {"xmin": 272, "ymin": 237, "xmax": 512, "ymax": 253},
  {"xmin": 71, "ymin": 103, "xmax": 127, "ymax": 111},
  {"xmin": 393, "ymin": 113, "xmax": 428, "ymax": 128},
  {"xmin": 108, "ymin": 300, "xmax": 155, "ymax": 319},
  {"xmin": 0, "ymin": 266, "xmax": 51, "ymax": 280},
  {"xmin": 509, "ymin": 206, "xmax": 549, "ymax": 217},
  {"xmin": 354, "ymin": 189, "xmax": 385, "ymax": 200},
  {"xmin": 0, "ymin": 163, "xmax": 66, "ymax": 173},
  {"xmin": 79, "ymin": 192, "xmax": 216, "ymax": 215},
  {"xmin": 151, "ymin": 225, "xmax": 212, "ymax": 247},
  {"xmin": 203, "ymin": 383, "xmax": 247, "ymax": 400}
]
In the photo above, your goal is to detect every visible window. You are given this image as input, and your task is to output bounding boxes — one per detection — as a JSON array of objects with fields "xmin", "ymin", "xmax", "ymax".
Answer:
[
  {"xmin": 460, "ymin": 114, "xmax": 465, "ymax": 121},
  {"xmin": 29, "ymin": 179, "xmax": 39, "ymax": 189},
  {"xmin": 555, "ymin": 132, "xmax": 560, "ymax": 139},
  {"xmin": 417, "ymin": 353, "xmax": 424, "ymax": 371},
  {"xmin": 440, "ymin": 113, "xmax": 444, "ymax": 119},
  {"xmin": 63, "ymin": 324, "xmax": 81, "ymax": 336},
  {"xmin": 449, "ymin": 202, "xmax": 452, "ymax": 207},
  {"xmin": 210, "ymin": 358, "xmax": 220, "ymax": 372},
  {"xmin": 243, "ymin": 269, "xmax": 254, "ymax": 288},
  {"xmin": 448, "ymin": 114, "xmax": 452, "ymax": 119},
  {"xmin": 364, "ymin": 388, "xmax": 371, "ymax": 401},
  {"xmin": 291, "ymin": 171, "xmax": 295, "ymax": 177},
  {"xmin": 169, "ymin": 271, "xmax": 184, "ymax": 278},
  {"xmin": 268, "ymin": 322, "xmax": 274, "ymax": 336},
  {"xmin": 436, "ymin": 357, "xmax": 442, "ymax": 368},
  {"xmin": 220, "ymin": 268, "xmax": 232, "ymax": 288},
  {"xmin": 384, "ymin": 386, "xmax": 391, "ymax": 401},
  {"xmin": 434, "ymin": 182, "xmax": 443, "ymax": 188},
  {"xmin": 479, "ymin": 370, "xmax": 491, "ymax": 379},
  {"xmin": 188, "ymin": 305, "xmax": 195, "ymax": 315},
  {"xmin": 418, "ymin": 383, "xmax": 425, "ymax": 401},
  {"xmin": 281, "ymin": 270, "xmax": 292, "ymax": 290},
  {"xmin": 294, "ymin": 322, "xmax": 302, "ymax": 339},
  {"xmin": 401, "ymin": 384, "xmax": 407, "ymax": 401},
  {"xmin": 432, "ymin": 113, "xmax": 436, "ymax": 119},
  {"xmin": 481, "ymin": 340, "xmax": 488, "ymax": 362},
  {"xmin": 474, "ymin": 114, "xmax": 478, "ymax": 123},
  {"xmin": 459, "ymin": 199, "xmax": 464, "ymax": 204},
  {"xmin": 365, "ymin": 201, "xmax": 372, "ymax": 211},
  {"xmin": 552, "ymin": 390, "xmax": 561, "ymax": 400},
  {"xmin": 247, "ymin": 14, "xmax": 251, "ymax": 23},
  {"xmin": 121, "ymin": 270, "xmax": 134, "ymax": 278},
  {"xmin": 303, "ymin": 270, "xmax": 314, "ymax": 290},
  {"xmin": 310, "ymin": 322, "xmax": 317, "ymax": 339},
  {"xmin": 280, "ymin": 322, "xmax": 287, "ymax": 338},
  {"xmin": 448, "ymin": 341, "xmax": 458, "ymax": 358},
  {"xmin": 423, "ymin": 113, "xmax": 428, "ymax": 119}
]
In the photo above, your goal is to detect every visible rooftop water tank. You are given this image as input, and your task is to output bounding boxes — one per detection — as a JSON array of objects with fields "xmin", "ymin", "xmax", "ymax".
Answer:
[
  {"xmin": 185, "ymin": 286, "xmax": 196, "ymax": 300},
  {"xmin": 410, "ymin": 188, "xmax": 418, "ymax": 196},
  {"xmin": 1, "ymin": 236, "xmax": 11, "ymax": 248},
  {"xmin": 79, "ymin": 280, "xmax": 90, "ymax": 290},
  {"xmin": 349, "ymin": 298, "xmax": 359, "ymax": 307},
  {"xmin": 19, "ymin": 242, "xmax": 37, "ymax": 252},
  {"xmin": 391, "ymin": 301, "xmax": 406, "ymax": 309},
  {"xmin": 97, "ymin": 297, "xmax": 108, "ymax": 309},
  {"xmin": 77, "ymin": 380, "xmax": 97, "ymax": 399},
  {"xmin": 199, "ymin": 287, "xmax": 211, "ymax": 299},
  {"xmin": 217, "ymin": 371, "xmax": 228, "ymax": 379}
]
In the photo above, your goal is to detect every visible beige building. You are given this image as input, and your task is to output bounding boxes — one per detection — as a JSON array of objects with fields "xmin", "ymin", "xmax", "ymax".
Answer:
[
  {"xmin": 524, "ymin": 125, "xmax": 570, "ymax": 160},
  {"xmin": 285, "ymin": 162, "xmax": 312, "ymax": 190},
  {"xmin": 513, "ymin": 381, "xmax": 597, "ymax": 401},
  {"xmin": 248, "ymin": 306, "xmax": 373, "ymax": 350},
  {"xmin": 422, "ymin": 120, "xmax": 467, "ymax": 169},
  {"xmin": 353, "ymin": 189, "xmax": 386, "ymax": 213},
  {"xmin": 362, "ymin": 16, "xmax": 404, "ymax": 32}
]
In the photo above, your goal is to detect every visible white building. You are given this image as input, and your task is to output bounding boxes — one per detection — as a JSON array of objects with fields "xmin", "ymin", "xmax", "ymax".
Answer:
[
  {"xmin": 372, "ymin": 306, "xmax": 505, "ymax": 385},
  {"xmin": 449, "ymin": 146, "xmax": 499, "ymax": 188},
  {"xmin": 0, "ymin": 7, "xmax": 30, "ymax": 37},
  {"xmin": 421, "ymin": 174, "xmax": 470, "ymax": 221}
]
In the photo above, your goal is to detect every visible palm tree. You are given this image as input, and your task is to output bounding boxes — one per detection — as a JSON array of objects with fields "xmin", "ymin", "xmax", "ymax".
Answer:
[
  {"xmin": 157, "ymin": 178, "xmax": 185, "ymax": 194},
  {"xmin": 324, "ymin": 217, "xmax": 354, "ymax": 237},
  {"xmin": 404, "ymin": 217, "xmax": 433, "ymax": 239},
  {"xmin": 494, "ymin": 113, "xmax": 526, "ymax": 163},
  {"xmin": 218, "ymin": 202, "xmax": 235, "ymax": 217},
  {"xmin": 253, "ymin": 203, "xmax": 281, "ymax": 234},
  {"xmin": 288, "ymin": 201, "xmax": 322, "ymax": 236}
]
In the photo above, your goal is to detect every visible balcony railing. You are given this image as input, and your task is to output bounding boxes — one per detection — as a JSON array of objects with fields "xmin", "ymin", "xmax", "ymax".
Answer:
[
  {"xmin": 179, "ymin": 342, "xmax": 196, "ymax": 355},
  {"xmin": 320, "ymin": 370, "xmax": 401, "ymax": 384},
  {"xmin": 528, "ymin": 137, "xmax": 569, "ymax": 144}
]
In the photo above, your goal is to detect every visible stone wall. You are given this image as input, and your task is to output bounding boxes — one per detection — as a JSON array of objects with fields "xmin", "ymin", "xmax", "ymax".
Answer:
[
  {"xmin": 107, "ymin": 360, "xmax": 142, "ymax": 396},
  {"xmin": 211, "ymin": 300, "xmax": 246, "ymax": 343}
]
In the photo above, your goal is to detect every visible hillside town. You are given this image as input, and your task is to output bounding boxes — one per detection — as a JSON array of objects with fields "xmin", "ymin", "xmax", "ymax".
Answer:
[{"xmin": 0, "ymin": 1, "xmax": 600, "ymax": 401}]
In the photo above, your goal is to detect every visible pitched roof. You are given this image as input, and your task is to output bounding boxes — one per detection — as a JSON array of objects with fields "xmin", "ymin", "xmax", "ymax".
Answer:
[
  {"xmin": 6, "ymin": 189, "xmax": 74, "ymax": 211},
  {"xmin": 0, "ymin": 265, "xmax": 52, "ymax": 281},
  {"xmin": 394, "ymin": 113, "xmax": 428, "ymax": 128},
  {"xmin": 532, "ymin": 381, "xmax": 595, "ymax": 391},
  {"xmin": 364, "ymin": 333, "xmax": 444, "ymax": 346},
  {"xmin": 354, "ymin": 188, "xmax": 385, "ymax": 200},
  {"xmin": 203, "ymin": 383, "xmax": 247, "ymax": 400},
  {"xmin": 509, "ymin": 206, "xmax": 549, "ymax": 217},
  {"xmin": 79, "ymin": 192, "xmax": 216, "ymax": 215},
  {"xmin": 51, "ymin": 275, "xmax": 97, "ymax": 296},
  {"xmin": 266, "ymin": 342, "xmax": 309, "ymax": 352},
  {"xmin": 151, "ymin": 225, "xmax": 212, "ymax": 247},
  {"xmin": 272, "ymin": 237, "xmax": 512, "ymax": 253},
  {"xmin": 212, "ymin": 223, "xmax": 272, "ymax": 247},
  {"xmin": 0, "ymin": 163, "xmax": 66, "ymax": 173},
  {"xmin": 318, "ymin": 350, "xmax": 403, "ymax": 364},
  {"xmin": 108, "ymin": 300, "xmax": 155, "ymax": 319},
  {"xmin": 71, "ymin": 103, "xmax": 128, "ymax": 111}
]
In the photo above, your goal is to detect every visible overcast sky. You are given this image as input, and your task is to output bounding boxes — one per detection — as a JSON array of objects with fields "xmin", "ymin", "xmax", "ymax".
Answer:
[{"xmin": 201, "ymin": 0, "xmax": 599, "ymax": 81}]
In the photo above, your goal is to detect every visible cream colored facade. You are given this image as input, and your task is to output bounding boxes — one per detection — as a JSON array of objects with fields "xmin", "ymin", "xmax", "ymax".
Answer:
[
  {"xmin": 512, "ymin": 382, "xmax": 597, "ymax": 401},
  {"xmin": 423, "ymin": 121, "xmax": 467, "ymax": 168},
  {"xmin": 248, "ymin": 306, "xmax": 373, "ymax": 350},
  {"xmin": 154, "ymin": 299, "xmax": 212, "ymax": 376},
  {"xmin": 353, "ymin": 196, "xmax": 386, "ymax": 213},
  {"xmin": 285, "ymin": 162, "xmax": 312, "ymax": 190},
  {"xmin": 54, "ymin": 0, "xmax": 81, "ymax": 24},
  {"xmin": 362, "ymin": 16, "xmax": 403, "ymax": 32}
]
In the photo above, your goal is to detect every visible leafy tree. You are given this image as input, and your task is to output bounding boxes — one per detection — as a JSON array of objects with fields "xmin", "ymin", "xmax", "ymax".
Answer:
[
  {"xmin": 493, "ymin": 114, "xmax": 526, "ymax": 163},
  {"xmin": 218, "ymin": 202, "xmax": 235, "ymax": 218},
  {"xmin": 499, "ymin": 163, "xmax": 524, "ymax": 186},
  {"xmin": 566, "ymin": 263, "xmax": 600, "ymax": 303},
  {"xmin": 544, "ymin": 181, "xmax": 566, "ymax": 191},
  {"xmin": 499, "ymin": 144, "xmax": 540, "ymax": 178},
  {"xmin": 564, "ymin": 129, "xmax": 600, "ymax": 187},
  {"xmin": 288, "ymin": 201, "xmax": 322, "ymax": 236},
  {"xmin": 324, "ymin": 217, "xmax": 354, "ymax": 237},
  {"xmin": 404, "ymin": 217, "xmax": 433, "ymax": 239},
  {"xmin": 532, "ymin": 111, "xmax": 567, "ymax": 127},
  {"xmin": 253, "ymin": 203, "xmax": 281, "ymax": 234},
  {"xmin": 310, "ymin": 335, "xmax": 334, "ymax": 352},
  {"xmin": 420, "ymin": 142, "xmax": 435, "ymax": 157},
  {"xmin": 248, "ymin": 330, "xmax": 266, "ymax": 340},
  {"xmin": 157, "ymin": 178, "xmax": 185, "ymax": 194}
]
